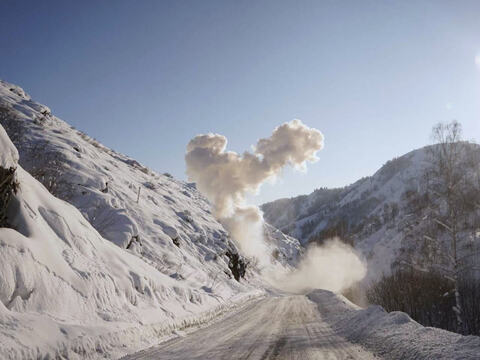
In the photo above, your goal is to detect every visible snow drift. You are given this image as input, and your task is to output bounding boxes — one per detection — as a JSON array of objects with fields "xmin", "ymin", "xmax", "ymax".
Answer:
[{"xmin": 308, "ymin": 289, "xmax": 480, "ymax": 359}]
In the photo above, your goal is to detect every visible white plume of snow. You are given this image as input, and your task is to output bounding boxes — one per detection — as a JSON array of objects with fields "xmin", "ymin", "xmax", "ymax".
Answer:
[
  {"xmin": 185, "ymin": 119, "xmax": 324, "ymax": 261},
  {"xmin": 186, "ymin": 121, "xmax": 367, "ymax": 291},
  {"xmin": 268, "ymin": 239, "xmax": 367, "ymax": 293}
]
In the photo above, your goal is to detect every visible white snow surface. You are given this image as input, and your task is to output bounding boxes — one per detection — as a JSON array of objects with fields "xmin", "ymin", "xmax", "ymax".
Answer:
[
  {"xmin": 125, "ymin": 290, "xmax": 480, "ymax": 359},
  {"xmin": 123, "ymin": 294, "xmax": 378, "ymax": 360},
  {"xmin": 307, "ymin": 290, "xmax": 480, "ymax": 359},
  {"xmin": 0, "ymin": 124, "xmax": 18, "ymax": 168},
  {"xmin": 0, "ymin": 80, "xmax": 302, "ymax": 359}
]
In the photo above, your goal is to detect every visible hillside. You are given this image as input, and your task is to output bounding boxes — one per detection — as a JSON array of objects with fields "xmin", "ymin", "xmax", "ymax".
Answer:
[
  {"xmin": 262, "ymin": 145, "xmax": 480, "ymax": 280},
  {"xmin": 0, "ymin": 80, "xmax": 300, "ymax": 359},
  {"xmin": 0, "ymin": 80, "xmax": 301, "ymax": 273},
  {"xmin": 1, "ymin": 122, "xmax": 260, "ymax": 359}
]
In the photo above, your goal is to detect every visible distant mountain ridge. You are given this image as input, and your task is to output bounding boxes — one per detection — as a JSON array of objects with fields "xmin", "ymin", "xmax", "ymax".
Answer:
[{"xmin": 262, "ymin": 143, "xmax": 480, "ymax": 280}]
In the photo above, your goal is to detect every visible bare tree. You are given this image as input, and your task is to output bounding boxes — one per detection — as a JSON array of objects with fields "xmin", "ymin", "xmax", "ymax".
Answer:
[
  {"xmin": 420, "ymin": 121, "xmax": 480, "ymax": 332},
  {"xmin": 365, "ymin": 121, "xmax": 480, "ymax": 334}
]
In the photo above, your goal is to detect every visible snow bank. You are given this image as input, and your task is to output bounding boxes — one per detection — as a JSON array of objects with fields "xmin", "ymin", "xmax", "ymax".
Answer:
[
  {"xmin": 0, "ymin": 124, "xmax": 18, "ymax": 168},
  {"xmin": 307, "ymin": 290, "xmax": 480, "ymax": 359}
]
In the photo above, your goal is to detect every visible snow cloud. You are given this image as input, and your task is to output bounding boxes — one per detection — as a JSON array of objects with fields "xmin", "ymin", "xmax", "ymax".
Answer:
[
  {"xmin": 268, "ymin": 239, "xmax": 367, "ymax": 293},
  {"xmin": 186, "ymin": 119, "xmax": 366, "ymax": 293},
  {"xmin": 185, "ymin": 119, "xmax": 324, "ymax": 259}
]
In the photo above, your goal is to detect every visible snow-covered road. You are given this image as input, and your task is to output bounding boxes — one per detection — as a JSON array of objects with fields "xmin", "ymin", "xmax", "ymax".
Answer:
[{"xmin": 124, "ymin": 295, "xmax": 377, "ymax": 360}]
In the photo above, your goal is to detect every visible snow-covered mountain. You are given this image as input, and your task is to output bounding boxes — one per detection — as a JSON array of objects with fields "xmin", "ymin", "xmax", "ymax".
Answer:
[
  {"xmin": 0, "ymin": 80, "xmax": 300, "ymax": 359},
  {"xmin": 262, "ymin": 145, "xmax": 480, "ymax": 280},
  {"xmin": 0, "ymin": 80, "xmax": 300, "ymax": 273},
  {"xmin": 1, "ymin": 126, "xmax": 257, "ymax": 359}
]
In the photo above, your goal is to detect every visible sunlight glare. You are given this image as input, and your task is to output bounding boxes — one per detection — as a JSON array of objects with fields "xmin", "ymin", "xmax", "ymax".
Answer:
[{"xmin": 475, "ymin": 53, "xmax": 480, "ymax": 67}]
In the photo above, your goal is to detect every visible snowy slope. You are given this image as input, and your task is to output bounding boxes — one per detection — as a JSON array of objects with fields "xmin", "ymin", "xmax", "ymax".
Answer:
[
  {"xmin": 0, "ymin": 121, "xmax": 266, "ymax": 359},
  {"xmin": 0, "ymin": 80, "xmax": 302, "ymax": 359},
  {"xmin": 0, "ymin": 80, "xmax": 299, "ymax": 275},
  {"xmin": 0, "ymin": 79, "xmax": 301, "ymax": 274},
  {"xmin": 262, "ymin": 146, "xmax": 480, "ymax": 280}
]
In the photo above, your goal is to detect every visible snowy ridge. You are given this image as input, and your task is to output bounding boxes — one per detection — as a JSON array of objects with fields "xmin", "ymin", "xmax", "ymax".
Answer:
[{"xmin": 262, "ymin": 146, "xmax": 480, "ymax": 280}]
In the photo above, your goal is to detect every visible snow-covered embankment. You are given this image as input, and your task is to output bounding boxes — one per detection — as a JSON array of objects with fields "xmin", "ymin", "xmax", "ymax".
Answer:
[{"xmin": 308, "ymin": 290, "xmax": 480, "ymax": 359}]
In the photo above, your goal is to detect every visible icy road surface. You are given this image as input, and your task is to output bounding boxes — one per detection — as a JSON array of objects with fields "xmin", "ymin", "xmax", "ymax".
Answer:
[{"xmin": 124, "ymin": 295, "xmax": 377, "ymax": 360}]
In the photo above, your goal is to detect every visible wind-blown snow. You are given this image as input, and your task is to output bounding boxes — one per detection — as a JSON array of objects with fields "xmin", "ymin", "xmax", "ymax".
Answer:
[
  {"xmin": 185, "ymin": 120, "xmax": 321, "ymax": 261},
  {"xmin": 269, "ymin": 239, "xmax": 367, "ymax": 293}
]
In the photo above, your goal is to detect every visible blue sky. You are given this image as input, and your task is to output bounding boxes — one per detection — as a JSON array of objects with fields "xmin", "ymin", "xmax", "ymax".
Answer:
[{"xmin": 1, "ymin": 0, "xmax": 480, "ymax": 204}]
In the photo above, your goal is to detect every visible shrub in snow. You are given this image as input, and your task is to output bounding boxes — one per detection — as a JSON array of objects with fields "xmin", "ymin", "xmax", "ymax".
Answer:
[
  {"xmin": 367, "ymin": 268, "xmax": 480, "ymax": 336},
  {"xmin": 126, "ymin": 235, "xmax": 141, "ymax": 250},
  {"xmin": 0, "ymin": 121, "xmax": 19, "ymax": 227},
  {"xmin": 0, "ymin": 166, "xmax": 18, "ymax": 227},
  {"xmin": 143, "ymin": 181, "xmax": 156, "ymax": 190},
  {"xmin": 172, "ymin": 237, "xmax": 180, "ymax": 248},
  {"xmin": 225, "ymin": 249, "xmax": 248, "ymax": 281},
  {"xmin": 4, "ymin": 81, "xmax": 30, "ymax": 99}
]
